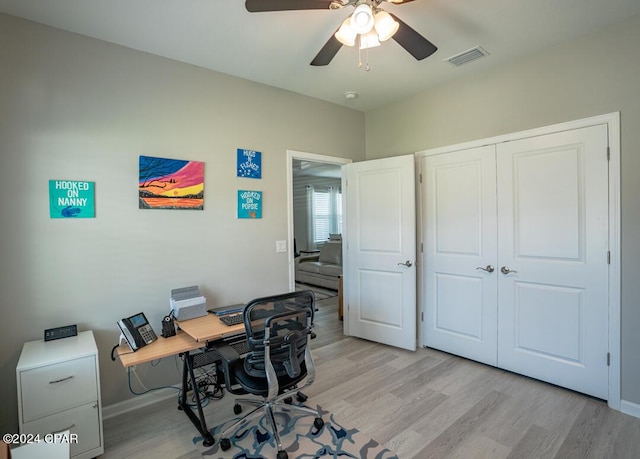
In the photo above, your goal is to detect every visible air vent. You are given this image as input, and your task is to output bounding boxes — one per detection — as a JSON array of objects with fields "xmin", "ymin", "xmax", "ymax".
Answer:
[{"xmin": 445, "ymin": 46, "xmax": 489, "ymax": 66}]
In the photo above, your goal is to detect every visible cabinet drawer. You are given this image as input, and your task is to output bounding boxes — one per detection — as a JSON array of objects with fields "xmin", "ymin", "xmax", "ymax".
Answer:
[
  {"xmin": 21, "ymin": 402, "xmax": 102, "ymax": 459},
  {"xmin": 20, "ymin": 356, "xmax": 97, "ymax": 422}
]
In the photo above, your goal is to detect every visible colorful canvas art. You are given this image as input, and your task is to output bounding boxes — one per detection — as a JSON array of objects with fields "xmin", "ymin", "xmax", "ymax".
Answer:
[
  {"xmin": 49, "ymin": 180, "xmax": 95, "ymax": 218},
  {"xmin": 139, "ymin": 156, "xmax": 204, "ymax": 210},
  {"xmin": 237, "ymin": 190, "xmax": 262, "ymax": 218},
  {"xmin": 237, "ymin": 148, "xmax": 262, "ymax": 179}
]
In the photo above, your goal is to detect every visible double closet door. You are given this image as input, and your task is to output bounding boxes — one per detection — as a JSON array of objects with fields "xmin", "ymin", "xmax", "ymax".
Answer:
[{"xmin": 421, "ymin": 124, "xmax": 610, "ymax": 399}]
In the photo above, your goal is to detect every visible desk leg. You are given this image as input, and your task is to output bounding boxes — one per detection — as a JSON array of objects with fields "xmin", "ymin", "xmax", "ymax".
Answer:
[{"xmin": 178, "ymin": 352, "xmax": 215, "ymax": 446}]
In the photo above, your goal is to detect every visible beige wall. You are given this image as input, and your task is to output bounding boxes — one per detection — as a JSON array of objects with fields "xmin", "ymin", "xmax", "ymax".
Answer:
[
  {"xmin": 366, "ymin": 14, "xmax": 640, "ymax": 406},
  {"xmin": 0, "ymin": 13, "xmax": 365, "ymax": 434}
]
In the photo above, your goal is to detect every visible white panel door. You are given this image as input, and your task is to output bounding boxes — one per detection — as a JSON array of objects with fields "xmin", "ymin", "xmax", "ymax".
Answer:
[
  {"xmin": 496, "ymin": 125, "xmax": 609, "ymax": 399},
  {"xmin": 345, "ymin": 155, "xmax": 416, "ymax": 351},
  {"xmin": 422, "ymin": 146, "xmax": 499, "ymax": 365}
]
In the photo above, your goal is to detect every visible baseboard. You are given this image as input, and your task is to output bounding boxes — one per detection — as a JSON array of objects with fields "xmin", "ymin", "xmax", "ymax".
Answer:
[
  {"xmin": 102, "ymin": 385, "xmax": 179, "ymax": 420},
  {"xmin": 620, "ymin": 399, "xmax": 640, "ymax": 419}
]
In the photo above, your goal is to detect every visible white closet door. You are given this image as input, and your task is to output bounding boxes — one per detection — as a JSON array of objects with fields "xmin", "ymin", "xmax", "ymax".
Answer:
[
  {"xmin": 496, "ymin": 124, "xmax": 609, "ymax": 399},
  {"xmin": 422, "ymin": 146, "xmax": 499, "ymax": 365}
]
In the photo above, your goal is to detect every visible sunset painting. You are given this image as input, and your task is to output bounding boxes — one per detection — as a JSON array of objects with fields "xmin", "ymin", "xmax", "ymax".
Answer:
[{"xmin": 138, "ymin": 156, "xmax": 204, "ymax": 210}]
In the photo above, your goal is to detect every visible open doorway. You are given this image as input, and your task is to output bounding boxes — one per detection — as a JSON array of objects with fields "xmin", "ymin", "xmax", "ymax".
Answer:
[{"xmin": 286, "ymin": 151, "xmax": 352, "ymax": 294}]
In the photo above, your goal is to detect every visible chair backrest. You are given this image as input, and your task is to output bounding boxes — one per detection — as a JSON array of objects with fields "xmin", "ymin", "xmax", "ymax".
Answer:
[{"xmin": 242, "ymin": 290, "xmax": 315, "ymax": 381}]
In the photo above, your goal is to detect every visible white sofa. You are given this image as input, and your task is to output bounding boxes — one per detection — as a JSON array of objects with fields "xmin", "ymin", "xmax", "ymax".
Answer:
[{"xmin": 295, "ymin": 241, "xmax": 342, "ymax": 290}]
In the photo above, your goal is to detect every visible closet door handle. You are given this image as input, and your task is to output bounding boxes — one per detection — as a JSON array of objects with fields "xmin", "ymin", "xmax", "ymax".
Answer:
[
  {"xmin": 501, "ymin": 266, "xmax": 518, "ymax": 275},
  {"xmin": 476, "ymin": 265, "xmax": 494, "ymax": 273},
  {"xmin": 398, "ymin": 260, "xmax": 413, "ymax": 268}
]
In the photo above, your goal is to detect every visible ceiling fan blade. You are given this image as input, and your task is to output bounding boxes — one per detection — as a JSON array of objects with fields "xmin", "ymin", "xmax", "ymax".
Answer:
[
  {"xmin": 389, "ymin": 13, "xmax": 437, "ymax": 60},
  {"xmin": 245, "ymin": 0, "xmax": 335, "ymax": 12},
  {"xmin": 310, "ymin": 33, "xmax": 343, "ymax": 66}
]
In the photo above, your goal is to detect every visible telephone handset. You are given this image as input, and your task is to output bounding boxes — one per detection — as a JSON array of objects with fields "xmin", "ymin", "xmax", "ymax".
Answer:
[{"xmin": 117, "ymin": 312, "xmax": 158, "ymax": 351}]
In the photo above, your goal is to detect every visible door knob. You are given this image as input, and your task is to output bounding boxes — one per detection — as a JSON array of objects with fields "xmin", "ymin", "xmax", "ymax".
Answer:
[
  {"xmin": 398, "ymin": 260, "xmax": 413, "ymax": 268},
  {"xmin": 476, "ymin": 265, "xmax": 495, "ymax": 273},
  {"xmin": 501, "ymin": 266, "xmax": 518, "ymax": 275}
]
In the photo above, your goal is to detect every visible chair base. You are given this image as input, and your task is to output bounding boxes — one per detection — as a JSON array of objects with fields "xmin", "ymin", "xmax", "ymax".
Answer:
[{"xmin": 218, "ymin": 391, "xmax": 324, "ymax": 457}]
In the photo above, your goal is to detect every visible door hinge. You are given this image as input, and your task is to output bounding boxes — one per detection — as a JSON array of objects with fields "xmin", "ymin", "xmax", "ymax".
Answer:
[
  {"xmin": 607, "ymin": 251, "xmax": 611, "ymax": 264},
  {"xmin": 419, "ymin": 173, "xmax": 422, "ymax": 184},
  {"xmin": 421, "ymin": 311, "xmax": 424, "ymax": 322},
  {"xmin": 607, "ymin": 147, "xmax": 610, "ymax": 161},
  {"xmin": 607, "ymin": 352, "xmax": 611, "ymax": 366},
  {"xmin": 421, "ymin": 242, "xmax": 424, "ymax": 253}
]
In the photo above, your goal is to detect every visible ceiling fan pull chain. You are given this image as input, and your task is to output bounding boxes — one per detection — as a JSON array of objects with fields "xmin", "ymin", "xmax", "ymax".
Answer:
[{"xmin": 365, "ymin": 45, "xmax": 371, "ymax": 71}]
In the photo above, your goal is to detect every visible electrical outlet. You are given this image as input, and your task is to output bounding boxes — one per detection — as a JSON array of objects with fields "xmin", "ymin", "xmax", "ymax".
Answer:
[{"xmin": 276, "ymin": 240, "xmax": 287, "ymax": 253}]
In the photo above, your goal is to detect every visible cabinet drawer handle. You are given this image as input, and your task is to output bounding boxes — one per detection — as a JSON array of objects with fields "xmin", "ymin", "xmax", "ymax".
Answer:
[
  {"xmin": 49, "ymin": 375, "xmax": 74, "ymax": 384},
  {"xmin": 51, "ymin": 424, "xmax": 75, "ymax": 434}
]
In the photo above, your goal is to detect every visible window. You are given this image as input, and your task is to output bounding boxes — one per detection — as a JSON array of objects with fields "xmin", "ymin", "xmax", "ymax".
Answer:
[{"xmin": 310, "ymin": 186, "xmax": 342, "ymax": 244}]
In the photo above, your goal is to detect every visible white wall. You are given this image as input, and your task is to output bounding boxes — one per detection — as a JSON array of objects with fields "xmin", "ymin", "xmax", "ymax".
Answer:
[
  {"xmin": 0, "ymin": 13, "xmax": 365, "ymax": 434},
  {"xmin": 365, "ymin": 14, "xmax": 640, "ymax": 406}
]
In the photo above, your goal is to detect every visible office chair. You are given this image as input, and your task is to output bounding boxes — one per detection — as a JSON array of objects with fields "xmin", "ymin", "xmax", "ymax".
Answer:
[{"xmin": 214, "ymin": 290, "xmax": 324, "ymax": 459}]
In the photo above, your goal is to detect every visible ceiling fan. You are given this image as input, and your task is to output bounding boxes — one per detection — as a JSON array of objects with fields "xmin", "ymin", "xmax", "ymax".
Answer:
[{"xmin": 245, "ymin": 0, "xmax": 437, "ymax": 66}]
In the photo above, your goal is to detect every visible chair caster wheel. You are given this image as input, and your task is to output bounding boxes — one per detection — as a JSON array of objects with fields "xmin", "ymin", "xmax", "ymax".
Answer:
[
  {"xmin": 220, "ymin": 438, "xmax": 231, "ymax": 451},
  {"xmin": 284, "ymin": 396, "xmax": 293, "ymax": 405},
  {"xmin": 233, "ymin": 403, "xmax": 242, "ymax": 414},
  {"xmin": 314, "ymin": 417, "xmax": 324, "ymax": 430},
  {"xmin": 277, "ymin": 450, "xmax": 288, "ymax": 459},
  {"xmin": 296, "ymin": 392, "xmax": 308, "ymax": 403}
]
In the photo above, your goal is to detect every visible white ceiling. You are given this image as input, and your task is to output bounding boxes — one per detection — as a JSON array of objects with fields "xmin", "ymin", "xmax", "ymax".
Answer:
[{"xmin": 2, "ymin": 0, "xmax": 640, "ymax": 112}]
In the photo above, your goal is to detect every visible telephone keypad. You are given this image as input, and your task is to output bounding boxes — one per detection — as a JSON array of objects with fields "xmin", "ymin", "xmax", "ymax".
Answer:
[{"xmin": 139, "ymin": 324, "xmax": 157, "ymax": 343}]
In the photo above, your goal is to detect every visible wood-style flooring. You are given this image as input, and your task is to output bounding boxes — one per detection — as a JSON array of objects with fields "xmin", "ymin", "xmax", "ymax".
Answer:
[{"xmin": 102, "ymin": 296, "xmax": 640, "ymax": 458}]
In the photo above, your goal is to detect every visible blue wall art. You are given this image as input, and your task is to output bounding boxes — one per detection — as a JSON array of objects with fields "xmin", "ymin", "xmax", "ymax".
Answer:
[
  {"xmin": 49, "ymin": 180, "xmax": 95, "ymax": 218},
  {"xmin": 237, "ymin": 190, "xmax": 262, "ymax": 219},
  {"xmin": 237, "ymin": 148, "xmax": 262, "ymax": 179}
]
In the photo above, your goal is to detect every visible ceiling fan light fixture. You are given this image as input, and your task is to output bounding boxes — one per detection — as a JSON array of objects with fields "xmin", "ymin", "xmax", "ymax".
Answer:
[
  {"xmin": 374, "ymin": 11, "xmax": 399, "ymax": 42},
  {"xmin": 359, "ymin": 29, "xmax": 381, "ymax": 50},
  {"xmin": 335, "ymin": 17, "xmax": 357, "ymax": 46},
  {"xmin": 350, "ymin": 4, "xmax": 375, "ymax": 34}
]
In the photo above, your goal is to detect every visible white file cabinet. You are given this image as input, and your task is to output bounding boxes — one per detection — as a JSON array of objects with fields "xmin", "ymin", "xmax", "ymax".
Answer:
[{"xmin": 16, "ymin": 330, "xmax": 103, "ymax": 459}]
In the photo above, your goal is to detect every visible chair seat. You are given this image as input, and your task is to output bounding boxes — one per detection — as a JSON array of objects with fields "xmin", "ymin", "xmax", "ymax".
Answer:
[{"xmin": 232, "ymin": 360, "xmax": 308, "ymax": 396}]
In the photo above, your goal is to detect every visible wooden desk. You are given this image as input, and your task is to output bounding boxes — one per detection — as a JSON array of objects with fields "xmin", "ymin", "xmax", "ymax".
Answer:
[
  {"xmin": 116, "ymin": 331, "xmax": 199, "ymax": 367},
  {"xmin": 115, "ymin": 313, "xmax": 245, "ymax": 446},
  {"xmin": 177, "ymin": 313, "xmax": 244, "ymax": 343},
  {"xmin": 115, "ymin": 314, "xmax": 244, "ymax": 366}
]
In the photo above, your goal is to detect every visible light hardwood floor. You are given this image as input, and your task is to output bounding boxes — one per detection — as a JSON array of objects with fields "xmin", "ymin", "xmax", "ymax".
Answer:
[{"xmin": 103, "ymin": 296, "xmax": 640, "ymax": 458}]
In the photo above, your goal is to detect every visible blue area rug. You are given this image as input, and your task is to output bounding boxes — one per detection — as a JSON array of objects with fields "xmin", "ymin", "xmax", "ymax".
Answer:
[{"xmin": 194, "ymin": 404, "xmax": 398, "ymax": 459}]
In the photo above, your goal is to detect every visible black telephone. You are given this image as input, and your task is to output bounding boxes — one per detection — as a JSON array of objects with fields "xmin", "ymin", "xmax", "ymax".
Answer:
[{"xmin": 117, "ymin": 312, "xmax": 158, "ymax": 351}]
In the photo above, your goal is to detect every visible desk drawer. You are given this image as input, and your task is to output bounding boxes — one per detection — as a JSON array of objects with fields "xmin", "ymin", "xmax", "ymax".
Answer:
[{"xmin": 20, "ymin": 356, "xmax": 97, "ymax": 423}]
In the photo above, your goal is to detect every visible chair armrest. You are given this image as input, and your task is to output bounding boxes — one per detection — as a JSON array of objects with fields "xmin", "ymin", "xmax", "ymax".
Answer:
[{"xmin": 209, "ymin": 342, "xmax": 245, "ymax": 394}]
